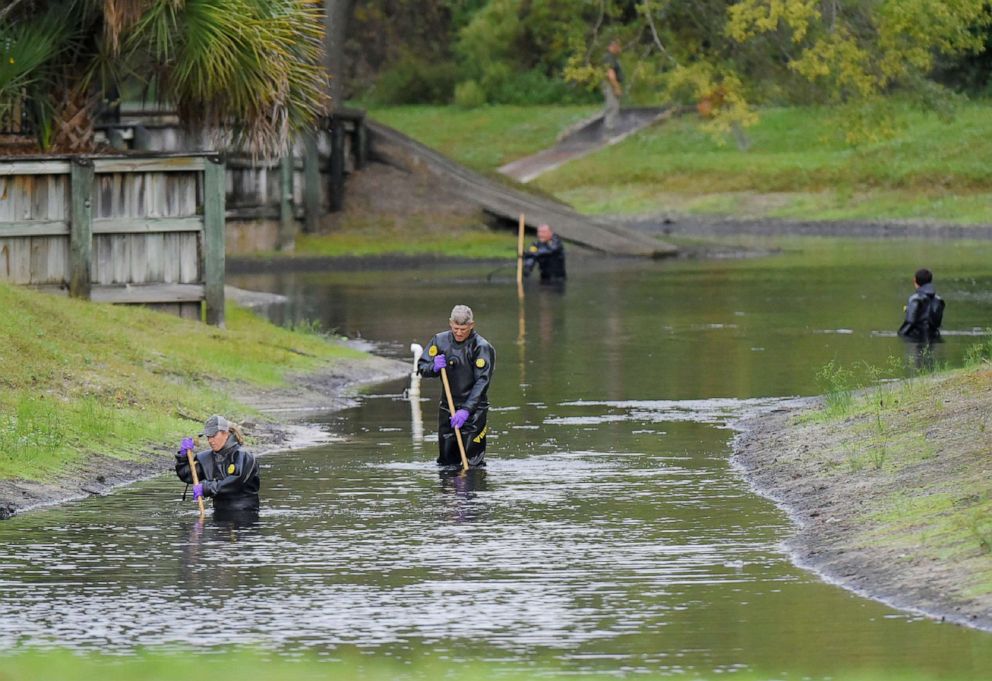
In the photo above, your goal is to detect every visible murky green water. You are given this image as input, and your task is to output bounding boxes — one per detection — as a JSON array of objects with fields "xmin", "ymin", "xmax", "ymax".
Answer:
[{"xmin": 3, "ymin": 238, "xmax": 992, "ymax": 677}]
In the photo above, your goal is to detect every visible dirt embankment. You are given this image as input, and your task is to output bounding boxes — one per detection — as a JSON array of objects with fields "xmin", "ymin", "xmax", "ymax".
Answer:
[
  {"xmin": 0, "ymin": 354, "xmax": 409, "ymax": 520},
  {"xmin": 732, "ymin": 371, "xmax": 992, "ymax": 631}
]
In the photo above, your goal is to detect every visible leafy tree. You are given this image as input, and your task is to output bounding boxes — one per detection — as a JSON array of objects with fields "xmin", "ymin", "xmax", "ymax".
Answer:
[
  {"xmin": 1, "ymin": 0, "xmax": 328, "ymax": 156},
  {"xmin": 565, "ymin": 0, "xmax": 992, "ymax": 142}
]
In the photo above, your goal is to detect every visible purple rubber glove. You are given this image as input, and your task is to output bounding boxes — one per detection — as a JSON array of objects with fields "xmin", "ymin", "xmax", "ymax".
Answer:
[
  {"xmin": 450, "ymin": 409, "xmax": 470, "ymax": 430},
  {"xmin": 180, "ymin": 436, "xmax": 195, "ymax": 452},
  {"xmin": 432, "ymin": 353, "xmax": 447, "ymax": 373},
  {"xmin": 192, "ymin": 483, "xmax": 204, "ymax": 500}
]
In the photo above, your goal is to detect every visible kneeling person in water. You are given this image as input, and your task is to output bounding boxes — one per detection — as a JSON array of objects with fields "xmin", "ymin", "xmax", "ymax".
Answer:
[
  {"xmin": 418, "ymin": 305, "xmax": 495, "ymax": 467},
  {"xmin": 176, "ymin": 415, "xmax": 260, "ymax": 513}
]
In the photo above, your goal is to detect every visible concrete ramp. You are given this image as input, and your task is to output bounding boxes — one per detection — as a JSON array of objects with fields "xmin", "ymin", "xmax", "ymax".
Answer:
[
  {"xmin": 498, "ymin": 107, "xmax": 672, "ymax": 183},
  {"xmin": 368, "ymin": 120, "xmax": 676, "ymax": 258}
]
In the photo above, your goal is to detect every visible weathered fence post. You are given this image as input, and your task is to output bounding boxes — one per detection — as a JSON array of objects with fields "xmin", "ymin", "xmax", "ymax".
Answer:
[
  {"xmin": 278, "ymin": 153, "xmax": 295, "ymax": 250},
  {"xmin": 69, "ymin": 158, "xmax": 94, "ymax": 299},
  {"xmin": 329, "ymin": 119, "xmax": 345, "ymax": 213},
  {"xmin": 203, "ymin": 156, "xmax": 226, "ymax": 327},
  {"xmin": 303, "ymin": 132, "xmax": 320, "ymax": 233},
  {"xmin": 354, "ymin": 118, "xmax": 368, "ymax": 170}
]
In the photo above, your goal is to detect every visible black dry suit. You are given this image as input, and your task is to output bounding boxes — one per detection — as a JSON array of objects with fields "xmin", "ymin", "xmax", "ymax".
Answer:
[
  {"xmin": 523, "ymin": 235, "xmax": 566, "ymax": 282},
  {"xmin": 417, "ymin": 330, "xmax": 495, "ymax": 467},
  {"xmin": 175, "ymin": 435, "xmax": 261, "ymax": 512},
  {"xmin": 898, "ymin": 282, "xmax": 945, "ymax": 343}
]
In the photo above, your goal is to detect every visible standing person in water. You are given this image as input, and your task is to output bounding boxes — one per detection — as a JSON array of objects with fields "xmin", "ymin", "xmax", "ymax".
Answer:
[
  {"xmin": 898, "ymin": 268, "xmax": 945, "ymax": 343},
  {"xmin": 176, "ymin": 415, "xmax": 261, "ymax": 515},
  {"xmin": 418, "ymin": 305, "xmax": 495, "ymax": 468},
  {"xmin": 523, "ymin": 223, "xmax": 567, "ymax": 283}
]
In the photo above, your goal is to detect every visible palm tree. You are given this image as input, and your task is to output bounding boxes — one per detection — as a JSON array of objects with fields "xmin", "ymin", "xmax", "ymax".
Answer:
[{"xmin": 1, "ymin": 0, "xmax": 328, "ymax": 156}]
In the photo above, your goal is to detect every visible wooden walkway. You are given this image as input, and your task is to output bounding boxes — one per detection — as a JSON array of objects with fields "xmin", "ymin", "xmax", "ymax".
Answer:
[
  {"xmin": 367, "ymin": 120, "xmax": 676, "ymax": 258},
  {"xmin": 498, "ymin": 107, "xmax": 673, "ymax": 183}
]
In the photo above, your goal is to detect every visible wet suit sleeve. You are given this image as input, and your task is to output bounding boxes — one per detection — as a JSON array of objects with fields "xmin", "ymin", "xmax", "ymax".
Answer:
[
  {"xmin": 461, "ymin": 343, "xmax": 495, "ymax": 414},
  {"xmin": 175, "ymin": 450, "xmax": 203, "ymax": 484},
  {"xmin": 417, "ymin": 335, "xmax": 442, "ymax": 378},
  {"xmin": 201, "ymin": 450, "xmax": 258, "ymax": 498},
  {"xmin": 898, "ymin": 294, "xmax": 924, "ymax": 337},
  {"xmin": 522, "ymin": 242, "xmax": 539, "ymax": 276}
]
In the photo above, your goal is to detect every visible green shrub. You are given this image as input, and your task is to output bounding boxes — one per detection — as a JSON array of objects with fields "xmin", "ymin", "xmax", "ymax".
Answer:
[
  {"xmin": 369, "ymin": 56, "xmax": 457, "ymax": 105},
  {"xmin": 481, "ymin": 66, "xmax": 596, "ymax": 105},
  {"xmin": 454, "ymin": 79, "xmax": 487, "ymax": 108}
]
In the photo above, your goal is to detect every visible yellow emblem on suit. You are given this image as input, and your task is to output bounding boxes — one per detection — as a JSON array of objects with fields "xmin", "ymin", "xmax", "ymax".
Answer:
[
  {"xmin": 428, "ymin": 345, "xmax": 438, "ymax": 357},
  {"xmin": 476, "ymin": 358, "xmax": 486, "ymax": 368},
  {"xmin": 227, "ymin": 464, "xmax": 236, "ymax": 474},
  {"xmin": 473, "ymin": 425, "xmax": 489, "ymax": 443},
  {"xmin": 529, "ymin": 245, "xmax": 538, "ymax": 253}
]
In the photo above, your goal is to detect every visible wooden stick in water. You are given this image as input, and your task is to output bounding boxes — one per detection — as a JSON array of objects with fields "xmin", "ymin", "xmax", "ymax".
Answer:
[
  {"xmin": 186, "ymin": 447, "xmax": 206, "ymax": 518},
  {"xmin": 440, "ymin": 366, "xmax": 470, "ymax": 471},
  {"xmin": 516, "ymin": 213, "xmax": 525, "ymax": 287}
]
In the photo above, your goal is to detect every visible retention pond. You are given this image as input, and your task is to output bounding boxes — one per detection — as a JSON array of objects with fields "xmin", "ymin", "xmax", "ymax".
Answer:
[{"xmin": 3, "ymin": 238, "xmax": 992, "ymax": 678}]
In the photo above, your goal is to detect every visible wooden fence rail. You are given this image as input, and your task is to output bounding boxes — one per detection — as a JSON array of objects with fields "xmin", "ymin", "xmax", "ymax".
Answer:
[
  {"xmin": 96, "ymin": 108, "xmax": 367, "ymax": 254},
  {"xmin": 0, "ymin": 153, "xmax": 225, "ymax": 325}
]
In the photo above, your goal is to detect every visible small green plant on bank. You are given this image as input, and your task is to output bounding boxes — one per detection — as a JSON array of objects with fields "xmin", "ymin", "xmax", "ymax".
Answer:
[
  {"xmin": 815, "ymin": 359, "xmax": 857, "ymax": 418},
  {"xmin": 965, "ymin": 507, "xmax": 992, "ymax": 555}
]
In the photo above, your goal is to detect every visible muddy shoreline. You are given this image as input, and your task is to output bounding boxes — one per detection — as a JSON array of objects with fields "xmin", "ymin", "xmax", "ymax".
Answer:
[
  {"xmin": 0, "ymin": 353, "xmax": 409, "ymax": 520},
  {"xmin": 625, "ymin": 214, "xmax": 992, "ymax": 241},
  {"xmin": 732, "ymin": 397, "xmax": 992, "ymax": 632}
]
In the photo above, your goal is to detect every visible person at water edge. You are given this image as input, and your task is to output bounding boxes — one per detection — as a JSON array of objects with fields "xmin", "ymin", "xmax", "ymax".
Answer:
[
  {"xmin": 417, "ymin": 305, "xmax": 495, "ymax": 467},
  {"xmin": 897, "ymin": 268, "xmax": 944, "ymax": 343},
  {"xmin": 523, "ymin": 223, "xmax": 567, "ymax": 283},
  {"xmin": 602, "ymin": 39, "xmax": 624, "ymax": 132},
  {"xmin": 176, "ymin": 415, "xmax": 261, "ymax": 513}
]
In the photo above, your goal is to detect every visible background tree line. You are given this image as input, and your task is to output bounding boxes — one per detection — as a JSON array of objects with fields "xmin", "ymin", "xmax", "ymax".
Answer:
[{"xmin": 343, "ymin": 0, "xmax": 992, "ymax": 137}]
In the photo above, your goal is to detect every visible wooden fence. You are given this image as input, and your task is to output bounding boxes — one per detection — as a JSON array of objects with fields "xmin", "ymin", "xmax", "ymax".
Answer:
[
  {"xmin": 0, "ymin": 153, "xmax": 225, "ymax": 324},
  {"xmin": 98, "ymin": 109, "xmax": 367, "ymax": 253}
]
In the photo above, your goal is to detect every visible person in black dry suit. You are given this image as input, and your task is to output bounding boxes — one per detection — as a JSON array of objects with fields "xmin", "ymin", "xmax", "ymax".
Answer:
[
  {"xmin": 897, "ymin": 268, "xmax": 945, "ymax": 343},
  {"xmin": 417, "ymin": 305, "xmax": 495, "ymax": 468},
  {"xmin": 176, "ymin": 414, "xmax": 260, "ymax": 516},
  {"xmin": 523, "ymin": 223, "xmax": 566, "ymax": 283}
]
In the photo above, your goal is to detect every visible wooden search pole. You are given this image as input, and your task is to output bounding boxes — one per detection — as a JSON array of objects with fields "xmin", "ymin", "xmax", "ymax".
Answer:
[
  {"xmin": 185, "ymin": 447, "xmax": 206, "ymax": 518},
  {"xmin": 440, "ymin": 367, "xmax": 470, "ymax": 471},
  {"xmin": 516, "ymin": 213, "xmax": 526, "ymax": 286}
]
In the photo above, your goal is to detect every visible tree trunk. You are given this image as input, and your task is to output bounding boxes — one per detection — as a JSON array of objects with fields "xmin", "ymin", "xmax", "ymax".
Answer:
[{"xmin": 323, "ymin": 0, "xmax": 353, "ymax": 109}]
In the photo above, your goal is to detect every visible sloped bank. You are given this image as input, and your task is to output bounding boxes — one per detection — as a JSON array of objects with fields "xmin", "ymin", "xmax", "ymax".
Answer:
[
  {"xmin": 0, "ymin": 354, "xmax": 409, "ymax": 520},
  {"xmin": 732, "ymin": 368, "xmax": 992, "ymax": 631}
]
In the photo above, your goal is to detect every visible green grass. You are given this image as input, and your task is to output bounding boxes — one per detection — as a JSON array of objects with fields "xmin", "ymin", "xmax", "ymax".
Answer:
[
  {"xmin": 369, "ymin": 104, "xmax": 600, "ymax": 172},
  {"xmin": 369, "ymin": 102, "xmax": 992, "ymax": 225},
  {"xmin": 0, "ymin": 649, "xmax": 976, "ymax": 681},
  {"xmin": 0, "ymin": 283, "xmax": 365, "ymax": 481},
  {"xmin": 536, "ymin": 103, "xmax": 992, "ymax": 222},
  {"xmin": 798, "ymin": 357, "xmax": 992, "ymax": 597}
]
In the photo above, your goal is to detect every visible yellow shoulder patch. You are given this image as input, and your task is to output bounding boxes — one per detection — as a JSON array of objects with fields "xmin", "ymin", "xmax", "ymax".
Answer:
[
  {"xmin": 476, "ymin": 358, "xmax": 486, "ymax": 368},
  {"xmin": 428, "ymin": 345, "xmax": 438, "ymax": 357},
  {"xmin": 529, "ymin": 245, "xmax": 538, "ymax": 253},
  {"xmin": 227, "ymin": 464, "xmax": 236, "ymax": 475}
]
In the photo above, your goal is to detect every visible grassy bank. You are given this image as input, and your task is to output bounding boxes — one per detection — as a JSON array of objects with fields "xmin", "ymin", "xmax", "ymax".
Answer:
[
  {"xmin": 371, "ymin": 102, "xmax": 992, "ymax": 225},
  {"xmin": 0, "ymin": 283, "xmax": 365, "ymax": 481},
  {"xmin": 810, "ymin": 357, "xmax": 992, "ymax": 579},
  {"xmin": 0, "ymin": 649, "xmax": 976, "ymax": 681},
  {"xmin": 750, "ymin": 343, "xmax": 992, "ymax": 617}
]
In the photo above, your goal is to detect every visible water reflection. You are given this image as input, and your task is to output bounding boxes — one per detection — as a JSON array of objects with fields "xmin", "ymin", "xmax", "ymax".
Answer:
[{"xmin": 437, "ymin": 468, "xmax": 489, "ymax": 524}]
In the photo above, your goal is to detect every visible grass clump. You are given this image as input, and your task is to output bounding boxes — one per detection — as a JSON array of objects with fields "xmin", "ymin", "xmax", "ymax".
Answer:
[{"xmin": 0, "ymin": 283, "xmax": 364, "ymax": 481}]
